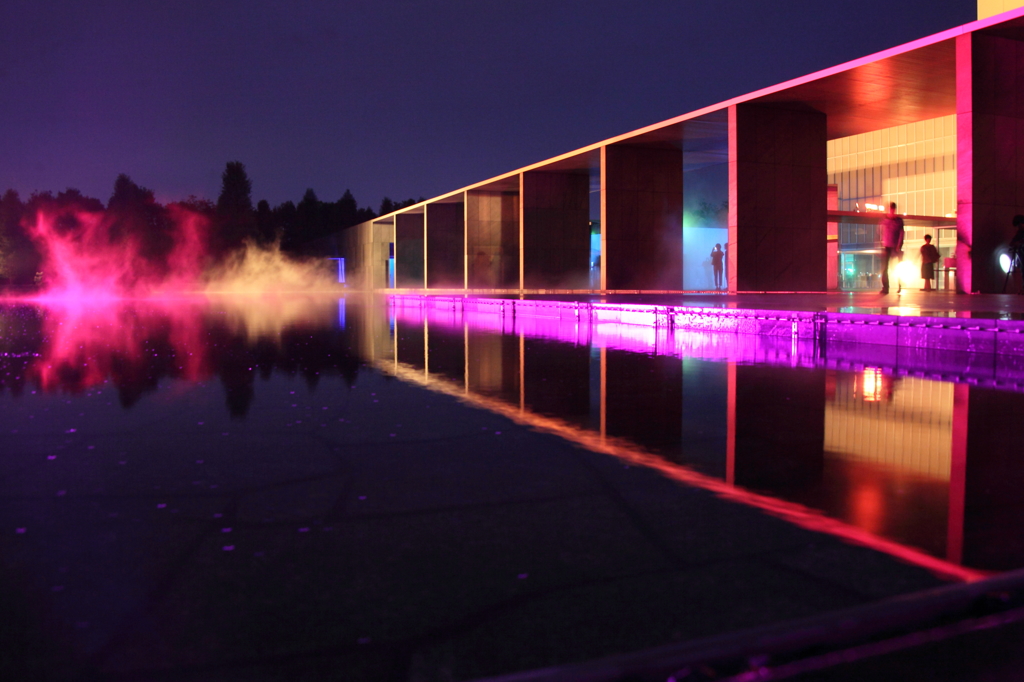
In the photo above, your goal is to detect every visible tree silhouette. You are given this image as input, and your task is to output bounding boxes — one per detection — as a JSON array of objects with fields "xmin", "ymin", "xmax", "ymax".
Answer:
[
  {"xmin": 214, "ymin": 161, "xmax": 256, "ymax": 254},
  {"xmin": 217, "ymin": 161, "xmax": 253, "ymax": 215}
]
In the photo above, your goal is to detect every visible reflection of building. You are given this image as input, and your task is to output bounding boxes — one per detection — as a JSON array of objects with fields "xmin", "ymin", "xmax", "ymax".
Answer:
[
  {"xmin": 366, "ymin": 297, "xmax": 1024, "ymax": 576},
  {"xmin": 329, "ymin": 2, "xmax": 1024, "ymax": 295}
]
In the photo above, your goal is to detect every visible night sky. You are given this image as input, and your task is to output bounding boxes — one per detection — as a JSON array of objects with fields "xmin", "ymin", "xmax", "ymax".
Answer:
[{"xmin": 0, "ymin": 0, "xmax": 975, "ymax": 209}]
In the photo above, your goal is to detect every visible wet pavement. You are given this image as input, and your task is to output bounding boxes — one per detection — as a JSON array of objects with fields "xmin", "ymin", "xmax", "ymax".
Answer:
[{"xmin": 2, "ymin": 294, "xmax": 1024, "ymax": 680}]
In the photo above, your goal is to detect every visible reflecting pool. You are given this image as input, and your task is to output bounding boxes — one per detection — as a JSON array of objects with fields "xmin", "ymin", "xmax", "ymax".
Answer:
[{"xmin": 3, "ymin": 294, "xmax": 1023, "ymax": 678}]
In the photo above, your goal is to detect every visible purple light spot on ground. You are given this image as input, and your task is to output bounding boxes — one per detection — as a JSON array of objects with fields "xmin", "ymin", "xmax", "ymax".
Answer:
[
  {"xmin": 518, "ymin": 573, "xmax": 528, "ymax": 579},
  {"xmin": 196, "ymin": 459, "xmax": 203, "ymax": 464},
  {"xmin": 157, "ymin": 503, "xmax": 166, "ymax": 509},
  {"xmin": 389, "ymin": 433, "xmax": 395, "ymax": 437},
  {"xmin": 290, "ymin": 391, "xmax": 295, "ymax": 394},
  {"xmin": 298, "ymin": 527, "xmax": 309, "ymax": 533},
  {"xmin": 118, "ymin": 461, "xmax": 126, "ymax": 465},
  {"xmin": 221, "ymin": 432, "xmax": 229, "ymax": 436},
  {"xmin": 373, "ymin": 400, "xmax": 378, "ymax": 403},
  {"xmin": 47, "ymin": 455, "xmax": 56, "ymax": 460},
  {"xmin": 495, "ymin": 431, "xmax": 502, "ymax": 435},
  {"xmin": 222, "ymin": 528, "xmax": 232, "ymax": 533},
  {"xmin": 15, "ymin": 528, "xmax": 26, "ymax": 534},
  {"xmin": 66, "ymin": 428, "xmax": 76, "ymax": 433},
  {"xmin": 56, "ymin": 490, "xmax": 66, "ymax": 497},
  {"xmin": 213, "ymin": 513, "xmax": 223, "ymax": 518},
  {"xmin": 223, "ymin": 545, "xmax": 234, "ymax": 551},
  {"xmin": 358, "ymin": 496, "xmax": 366, "ymax": 500},
  {"xmin": 87, "ymin": 445, "xmax": 95, "ymax": 450},
  {"xmin": 210, "ymin": 484, "xmax": 218, "ymax": 489},
  {"xmin": 197, "ymin": 422, "xmax": 204, "ymax": 425}
]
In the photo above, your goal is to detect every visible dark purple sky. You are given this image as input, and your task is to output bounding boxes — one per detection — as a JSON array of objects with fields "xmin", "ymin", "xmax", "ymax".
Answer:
[{"xmin": 0, "ymin": 0, "xmax": 975, "ymax": 208}]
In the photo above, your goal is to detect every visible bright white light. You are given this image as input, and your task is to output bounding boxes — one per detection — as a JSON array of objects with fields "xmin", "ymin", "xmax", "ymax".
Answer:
[
  {"xmin": 895, "ymin": 260, "xmax": 917, "ymax": 281},
  {"xmin": 1000, "ymin": 253, "xmax": 1012, "ymax": 273}
]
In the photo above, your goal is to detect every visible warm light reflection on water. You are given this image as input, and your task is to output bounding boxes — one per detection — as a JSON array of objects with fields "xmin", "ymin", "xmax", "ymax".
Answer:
[{"xmin": 4, "ymin": 294, "xmax": 1024, "ymax": 575}]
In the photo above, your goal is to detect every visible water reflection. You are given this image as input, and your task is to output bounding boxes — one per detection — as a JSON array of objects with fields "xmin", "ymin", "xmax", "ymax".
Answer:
[
  {"xmin": 0, "ymin": 296, "xmax": 360, "ymax": 414},
  {"xmin": 3, "ymin": 294, "xmax": 1024, "ymax": 575},
  {"xmin": 383, "ymin": 300, "xmax": 1024, "ymax": 576}
]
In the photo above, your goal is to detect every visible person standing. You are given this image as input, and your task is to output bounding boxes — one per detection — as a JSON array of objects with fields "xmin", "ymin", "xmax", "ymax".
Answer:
[
  {"xmin": 710, "ymin": 243, "xmax": 724, "ymax": 289},
  {"xmin": 880, "ymin": 202, "xmax": 905, "ymax": 294},
  {"xmin": 920, "ymin": 234, "xmax": 940, "ymax": 292}
]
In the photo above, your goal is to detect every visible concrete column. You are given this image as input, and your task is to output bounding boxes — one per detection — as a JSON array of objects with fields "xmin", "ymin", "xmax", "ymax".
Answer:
[
  {"xmin": 466, "ymin": 190, "xmax": 520, "ymax": 289},
  {"xmin": 602, "ymin": 145, "xmax": 683, "ymax": 290},
  {"xmin": 732, "ymin": 365, "xmax": 826, "ymax": 490},
  {"xmin": 521, "ymin": 171, "xmax": 590, "ymax": 289},
  {"xmin": 604, "ymin": 349, "xmax": 683, "ymax": 457},
  {"xmin": 955, "ymin": 32, "xmax": 1024, "ymax": 293},
  {"xmin": 523, "ymin": 339, "xmax": 591, "ymax": 427},
  {"xmin": 963, "ymin": 386, "xmax": 1024, "ymax": 569},
  {"xmin": 426, "ymin": 202, "xmax": 465, "ymax": 289},
  {"xmin": 728, "ymin": 103, "xmax": 828, "ymax": 292},
  {"xmin": 394, "ymin": 212, "xmax": 424, "ymax": 289}
]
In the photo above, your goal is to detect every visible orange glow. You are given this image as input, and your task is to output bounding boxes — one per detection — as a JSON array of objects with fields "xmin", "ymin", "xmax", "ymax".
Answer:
[
  {"xmin": 851, "ymin": 482, "xmax": 886, "ymax": 534},
  {"xmin": 861, "ymin": 367, "xmax": 884, "ymax": 402}
]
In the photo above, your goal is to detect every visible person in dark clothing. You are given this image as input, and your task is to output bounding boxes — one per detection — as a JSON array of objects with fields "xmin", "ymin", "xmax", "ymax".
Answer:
[
  {"xmin": 710, "ymin": 243, "xmax": 724, "ymax": 289},
  {"xmin": 880, "ymin": 202, "xmax": 905, "ymax": 294},
  {"xmin": 1010, "ymin": 215, "xmax": 1024, "ymax": 255},
  {"xmin": 920, "ymin": 234, "xmax": 940, "ymax": 291}
]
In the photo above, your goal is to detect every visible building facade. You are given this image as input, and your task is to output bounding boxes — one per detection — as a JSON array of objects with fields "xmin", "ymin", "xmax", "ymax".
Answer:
[{"xmin": 335, "ymin": 2, "xmax": 1024, "ymax": 295}]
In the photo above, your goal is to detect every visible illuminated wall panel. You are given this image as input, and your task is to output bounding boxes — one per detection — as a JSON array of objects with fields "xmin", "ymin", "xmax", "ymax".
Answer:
[
  {"xmin": 824, "ymin": 374, "xmax": 954, "ymax": 480},
  {"xmin": 978, "ymin": 0, "xmax": 1024, "ymax": 20},
  {"xmin": 826, "ymin": 115, "xmax": 957, "ymax": 218},
  {"xmin": 466, "ymin": 190, "xmax": 520, "ymax": 289}
]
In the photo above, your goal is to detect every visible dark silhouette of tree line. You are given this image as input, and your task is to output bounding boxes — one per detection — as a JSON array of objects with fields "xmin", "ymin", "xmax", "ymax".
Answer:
[{"xmin": 0, "ymin": 161, "xmax": 423, "ymax": 288}]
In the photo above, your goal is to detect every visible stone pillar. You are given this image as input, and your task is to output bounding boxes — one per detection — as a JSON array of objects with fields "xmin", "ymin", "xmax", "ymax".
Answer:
[
  {"xmin": 426, "ymin": 201, "xmax": 465, "ymax": 289},
  {"xmin": 466, "ymin": 190, "xmax": 520, "ymax": 289},
  {"xmin": 521, "ymin": 171, "xmax": 591, "ymax": 289},
  {"xmin": 602, "ymin": 145, "xmax": 683, "ymax": 290},
  {"xmin": 728, "ymin": 103, "xmax": 828, "ymax": 292},
  {"xmin": 394, "ymin": 212, "xmax": 424, "ymax": 289},
  {"xmin": 955, "ymin": 32, "xmax": 1024, "ymax": 293}
]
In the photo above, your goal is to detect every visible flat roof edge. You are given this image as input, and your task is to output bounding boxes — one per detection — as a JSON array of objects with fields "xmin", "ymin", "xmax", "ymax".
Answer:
[{"xmin": 361, "ymin": 6, "xmax": 1024, "ymax": 226}]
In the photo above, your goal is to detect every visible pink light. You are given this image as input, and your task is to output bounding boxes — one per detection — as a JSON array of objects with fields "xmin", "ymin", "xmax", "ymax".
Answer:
[{"xmin": 24, "ymin": 203, "xmax": 211, "ymax": 300}]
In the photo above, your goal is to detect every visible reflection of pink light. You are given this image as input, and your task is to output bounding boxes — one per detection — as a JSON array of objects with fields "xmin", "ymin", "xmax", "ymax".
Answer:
[{"xmin": 29, "ymin": 298, "xmax": 212, "ymax": 393}]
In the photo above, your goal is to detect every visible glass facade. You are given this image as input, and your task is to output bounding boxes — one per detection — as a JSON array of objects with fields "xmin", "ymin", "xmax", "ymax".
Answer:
[{"xmin": 828, "ymin": 115, "xmax": 957, "ymax": 291}]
